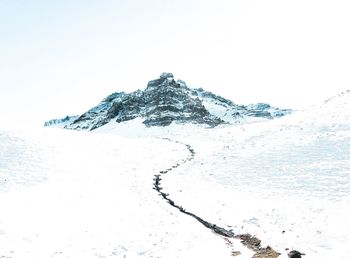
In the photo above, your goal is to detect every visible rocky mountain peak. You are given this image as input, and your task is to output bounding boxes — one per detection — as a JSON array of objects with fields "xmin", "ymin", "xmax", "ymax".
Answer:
[
  {"xmin": 160, "ymin": 72, "xmax": 174, "ymax": 79},
  {"xmin": 45, "ymin": 73, "xmax": 292, "ymax": 131},
  {"xmin": 146, "ymin": 72, "xmax": 184, "ymax": 91}
]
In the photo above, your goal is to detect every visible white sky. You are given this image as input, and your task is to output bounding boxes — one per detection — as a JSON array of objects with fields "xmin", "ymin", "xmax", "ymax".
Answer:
[{"xmin": 1, "ymin": 0, "xmax": 350, "ymax": 126}]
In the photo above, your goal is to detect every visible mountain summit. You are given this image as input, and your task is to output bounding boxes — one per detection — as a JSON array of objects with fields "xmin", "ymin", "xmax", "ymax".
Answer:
[{"xmin": 46, "ymin": 73, "xmax": 291, "ymax": 130}]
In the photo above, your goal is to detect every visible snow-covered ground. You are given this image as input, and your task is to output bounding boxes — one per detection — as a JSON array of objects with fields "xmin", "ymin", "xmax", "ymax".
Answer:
[
  {"xmin": 0, "ymin": 128, "xmax": 243, "ymax": 258},
  {"xmin": 162, "ymin": 91, "xmax": 350, "ymax": 258},
  {"xmin": 1, "ymin": 90, "xmax": 350, "ymax": 258},
  {"xmin": 96, "ymin": 91, "xmax": 350, "ymax": 257}
]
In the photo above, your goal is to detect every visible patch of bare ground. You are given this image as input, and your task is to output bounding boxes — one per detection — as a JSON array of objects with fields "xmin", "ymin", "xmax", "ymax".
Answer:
[
  {"xmin": 237, "ymin": 234, "xmax": 280, "ymax": 258},
  {"xmin": 252, "ymin": 247, "xmax": 280, "ymax": 258}
]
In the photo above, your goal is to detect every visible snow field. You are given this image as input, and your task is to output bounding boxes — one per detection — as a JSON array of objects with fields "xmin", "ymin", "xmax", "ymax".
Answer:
[
  {"xmin": 0, "ymin": 128, "xmax": 236, "ymax": 258},
  {"xmin": 162, "ymin": 110, "xmax": 350, "ymax": 258},
  {"xmin": 2, "ymin": 90, "xmax": 350, "ymax": 258}
]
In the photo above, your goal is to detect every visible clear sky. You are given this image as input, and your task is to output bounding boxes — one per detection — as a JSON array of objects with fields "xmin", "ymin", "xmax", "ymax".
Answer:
[{"xmin": 1, "ymin": 0, "xmax": 350, "ymax": 127}]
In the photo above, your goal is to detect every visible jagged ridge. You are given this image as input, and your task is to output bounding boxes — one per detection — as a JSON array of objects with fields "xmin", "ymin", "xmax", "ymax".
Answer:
[
  {"xmin": 44, "ymin": 115, "xmax": 79, "ymax": 128},
  {"xmin": 46, "ymin": 73, "xmax": 292, "ymax": 130}
]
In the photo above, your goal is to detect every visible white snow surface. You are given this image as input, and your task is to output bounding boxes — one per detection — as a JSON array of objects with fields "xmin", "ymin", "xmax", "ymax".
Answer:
[
  {"xmin": 162, "ymin": 91, "xmax": 350, "ymax": 258},
  {"xmin": 0, "ymin": 128, "xmax": 241, "ymax": 258},
  {"xmin": 1, "ymin": 90, "xmax": 350, "ymax": 258}
]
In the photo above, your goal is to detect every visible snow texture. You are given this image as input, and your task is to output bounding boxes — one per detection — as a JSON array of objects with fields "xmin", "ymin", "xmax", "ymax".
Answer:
[{"xmin": 1, "ymin": 90, "xmax": 350, "ymax": 258}]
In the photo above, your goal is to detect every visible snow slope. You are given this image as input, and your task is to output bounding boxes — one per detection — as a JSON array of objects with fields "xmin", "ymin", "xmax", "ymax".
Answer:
[
  {"xmin": 95, "ymin": 90, "xmax": 350, "ymax": 257},
  {"xmin": 160, "ymin": 91, "xmax": 350, "ymax": 258},
  {"xmin": 0, "ymin": 127, "xmax": 250, "ymax": 258},
  {"xmin": 1, "ymin": 90, "xmax": 349, "ymax": 258}
]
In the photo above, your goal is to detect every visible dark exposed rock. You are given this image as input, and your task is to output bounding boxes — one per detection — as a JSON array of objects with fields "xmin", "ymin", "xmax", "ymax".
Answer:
[
  {"xmin": 288, "ymin": 250, "xmax": 305, "ymax": 258},
  {"xmin": 66, "ymin": 92, "xmax": 126, "ymax": 131},
  {"xmin": 231, "ymin": 251, "xmax": 242, "ymax": 256},
  {"xmin": 46, "ymin": 73, "xmax": 292, "ymax": 131},
  {"xmin": 240, "ymin": 234, "xmax": 262, "ymax": 250},
  {"xmin": 44, "ymin": 115, "xmax": 79, "ymax": 128}
]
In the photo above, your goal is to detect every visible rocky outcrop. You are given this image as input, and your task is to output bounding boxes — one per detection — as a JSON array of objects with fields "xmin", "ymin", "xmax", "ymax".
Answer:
[
  {"xmin": 46, "ymin": 73, "xmax": 292, "ymax": 131},
  {"xmin": 65, "ymin": 92, "xmax": 127, "ymax": 131},
  {"xmin": 44, "ymin": 115, "xmax": 79, "ymax": 128}
]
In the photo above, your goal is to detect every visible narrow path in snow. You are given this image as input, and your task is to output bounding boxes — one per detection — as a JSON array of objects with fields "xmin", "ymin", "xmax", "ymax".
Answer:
[{"xmin": 153, "ymin": 138, "xmax": 281, "ymax": 258}]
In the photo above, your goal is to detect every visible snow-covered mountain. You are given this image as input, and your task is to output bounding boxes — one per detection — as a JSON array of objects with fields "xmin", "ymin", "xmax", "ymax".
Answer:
[
  {"xmin": 2, "ymin": 88, "xmax": 349, "ymax": 258},
  {"xmin": 44, "ymin": 115, "xmax": 78, "ymax": 128},
  {"xmin": 45, "ymin": 73, "xmax": 291, "ymax": 131}
]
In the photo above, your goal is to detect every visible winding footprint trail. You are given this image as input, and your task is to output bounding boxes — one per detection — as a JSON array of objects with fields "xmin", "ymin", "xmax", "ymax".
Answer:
[{"xmin": 153, "ymin": 138, "xmax": 281, "ymax": 258}]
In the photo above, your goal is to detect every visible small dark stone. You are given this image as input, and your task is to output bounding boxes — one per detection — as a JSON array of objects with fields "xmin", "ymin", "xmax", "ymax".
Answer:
[{"xmin": 288, "ymin": 250, "xmax": 305, "ymax": 258}]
